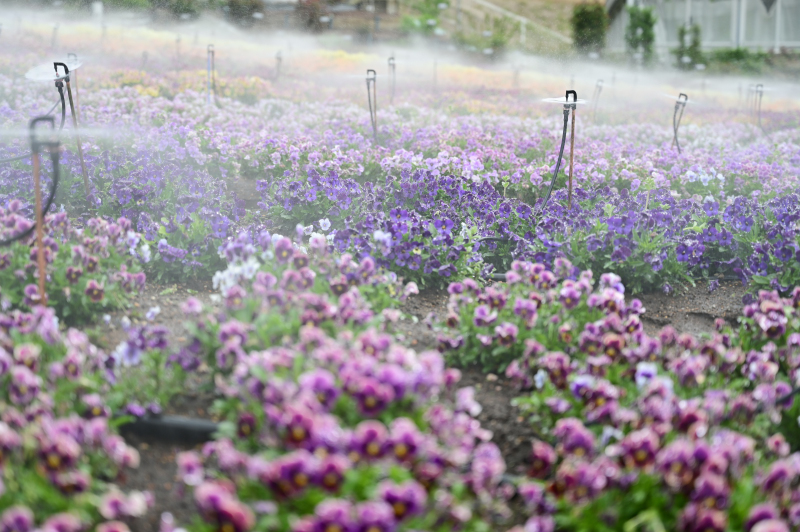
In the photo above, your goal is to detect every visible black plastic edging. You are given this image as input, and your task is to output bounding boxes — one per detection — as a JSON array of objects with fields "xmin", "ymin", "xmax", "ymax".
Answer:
[{"xmin": 119, "ymin": 415, "xmax": 218, "ymax": 445}]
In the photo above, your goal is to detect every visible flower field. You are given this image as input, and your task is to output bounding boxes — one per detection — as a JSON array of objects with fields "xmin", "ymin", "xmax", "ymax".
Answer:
[{"xmin": 2, "ymin": 18, "xmax": 800, "ymax": 532}]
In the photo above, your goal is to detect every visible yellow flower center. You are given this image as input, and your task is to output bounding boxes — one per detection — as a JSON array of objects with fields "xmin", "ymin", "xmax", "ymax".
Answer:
[
  {"xmin": 290, "ymin": 426, "xmax": 306, "ymax": 441},
  {"xmin": 392, "ymin": 502, "xmax": 407, "ymax": 518},
  {"xmin": 395, "ymin": 443, "xmax": 408, "ymax": 459}
]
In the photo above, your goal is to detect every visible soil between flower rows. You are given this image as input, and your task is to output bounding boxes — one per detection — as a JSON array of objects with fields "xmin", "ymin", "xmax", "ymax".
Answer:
[{"xmin": 111, "ymin": 279, "xmax": 749, "ymax": 531}]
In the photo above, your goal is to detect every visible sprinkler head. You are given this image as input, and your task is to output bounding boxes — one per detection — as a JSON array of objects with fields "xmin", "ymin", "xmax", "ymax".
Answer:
[{"xmin": 25, "ymin": 56, "xmax": 82, "ymax": 82}]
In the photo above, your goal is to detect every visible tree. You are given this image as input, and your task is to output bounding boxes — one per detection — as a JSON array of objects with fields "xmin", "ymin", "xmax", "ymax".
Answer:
[{"xmin": 625, "ymin": 6, "xmax": 657, "ymax": 65}]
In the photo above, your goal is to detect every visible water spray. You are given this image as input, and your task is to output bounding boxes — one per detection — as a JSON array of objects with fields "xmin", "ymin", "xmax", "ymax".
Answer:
[
  {"xmin": 207, "ymin": 44, "xmax": 216, "ymax": 106},
  {"xmin": 388, "ymin": 55, "xmax": 396, "ymax": 105},
  {"xmin": 366, "ymin": 69, "xmax": 377, "ymax": 143},
  {"xmin": 591, "ymin": 79, "xmax": 603, "ymax": 123},
  {"xmin": 671, "ymin": 93, "xmax": 688, "ymax": 154},
  {"xmin": 0, "ymin": 118, "xmax": 60, "ymax": 306},
  {"xmin": 53, "ymin": 62, "xmax": 91, "ymax": 196},
  {"xmin": 275, "ymin": 51, "xmax": 282, "ymax": 82},
  {"xmin": 51, "ymin": 24, "xmax": 58, "ymax": 49},
  {"xmin": 141, "ymin": 51, "xmax": 148, "ymax": 70}
]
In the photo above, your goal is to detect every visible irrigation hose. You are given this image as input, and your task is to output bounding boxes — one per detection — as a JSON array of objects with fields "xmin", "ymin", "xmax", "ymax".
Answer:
[
  {"xmin": 0, "ymin": 149, "xmax": 60, "ymax": 247},
  {"xmin": 538, "ymin": 108, "xmax": 570, "ymax": 218},
  {"xmin": 476, "ymin": 109, "xmax": 570, "ymax": 255},
  {"xmin": 56, "ymin": 82, "xmax": 66, "ymax": 131}
]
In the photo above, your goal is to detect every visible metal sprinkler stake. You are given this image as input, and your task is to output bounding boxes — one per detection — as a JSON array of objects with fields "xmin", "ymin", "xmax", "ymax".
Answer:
[
  {"xmin": 672, "ymin": 93, "xmax": 688, "ymax": 154},
  {"xmin": 207, "ymin": 44, "xmax": 215, "ymax": 106},
  {"xmin": 68, "ymin": 53, "xmax": 80, "ymax": 122},
  {"xmin": 54, "ymin": 63, "xmax": 90, "ymax": 196},
  {"xmin": 591, "ymin": 79, "xmax": 603, "ymax": 123},
  {"xmin": 567, "ymin": 90, "xmax": 577, "ymax": 210},
  {"xmin": 754, "ymin": 83, "xmax": 764, "ymax": 131},
  {"xmin": 30, "ymin": 117, "xmax": 59, "ymax": 306},
  {"xmin": 275, "ymin": 51, "xmax": 282, "ymax": 82},
  {"xmin": 388, "ymin": 55, "xmax": 396, "ymax": 105},
  {"xmin": 366, "ymin": 69, "xmax": 377, "ymax": 143}
]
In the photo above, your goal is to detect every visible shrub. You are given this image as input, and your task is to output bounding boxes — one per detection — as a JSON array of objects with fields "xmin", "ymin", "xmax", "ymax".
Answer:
[
  {"xmin": 625, "ymin": 6, "xmax": 657, "ymax": 65},
  {"xmin": 675, "ymin": 23, "xmax": 704, "ymax": 69},
  {"xmin": 571, "ymin": 3, "xmax": 607, "ymax": 55}
]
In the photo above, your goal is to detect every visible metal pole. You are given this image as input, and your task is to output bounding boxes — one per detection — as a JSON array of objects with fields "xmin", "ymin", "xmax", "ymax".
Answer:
[
  {"xmin": 207, "ymin": 45, "xmax": 212, "ymax": 105},
  {"xmin": 568, "ymin": 106, "xmax": 576, "ymax": 209},
  {"xmin": 55, "ymin": 63, "xmax": 91, "ymax": 197},
  {"xmin": 32, "ymin": 150, "xmax": 46, "ymax": 305},
  {"xmin": 68, "ymin": 53, "xmax": 80, "ymax": 123}
]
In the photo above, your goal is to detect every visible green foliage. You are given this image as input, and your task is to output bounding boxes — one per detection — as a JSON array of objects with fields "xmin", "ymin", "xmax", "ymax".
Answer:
[
  {"xmin": 625, "ymin": 6, "xmax": 657, "ymax": 65},
  {"xmin": 707, "ymin": 48, "xmax": 770, "ymax": 75},
  {"xmin": 402, "ymin": 0, "xmax": 447, "ymax": 35},
  {"xmin": 571, "ymin": 3, "xmax": 608, "ymax": 54},
  {"xmin": 675, "ymin": 24, "xmax": 704, "ymax": 70},
  {"xmin": 150, "ymin": 0, "xmax": 199, "ymax": 16},
  {"xmin": 453, "ymin": 16, "xmax": 515, "ymax": 55}
]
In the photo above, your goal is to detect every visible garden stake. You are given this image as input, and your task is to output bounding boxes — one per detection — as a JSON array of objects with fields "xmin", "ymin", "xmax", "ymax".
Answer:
[
  {"xmin": 275, "ymin": 51, "xmax": 282, "ymax": 82},
  {"xmin": 755, "ymin": 83, "xmax": 764, "ymax": 131},
  {"xmin": 54, "ymin": 62, "xmax": 91, "ymax": 196},
  {"xmin": 591, "ymin": 79, "xmax": 603, "ymax": 123},
  {"xmin": 29, "ymin": 116, "xmax": 59, "ymax": 305},
  {"xmin": 567, "ymin": 90, "xmax": 577, "ymax": 210},
  {"xmin": 388, "ymin": 55, "xmax": 396, "ymax": 105},
  {"xmin": 207, "ymin": 44, "xmax": 215, "ymax": 105},
  {"xmin": 141, "ymin": 51, "xmax": 148, "ymax": 70},
  {"xmin": 68, "ymin": 53, "xmax": 80, "ymax": 123},
  {"xmin": 671, "ymin": 93, "xmax": 688, "ymax": 154},
  {"xmin": 51, "ymin": 24, "xmax": 58, "ymax": 49},
  {"xmin": 366, "ymin": 69, "xmax": 377, "ymax": 143}
]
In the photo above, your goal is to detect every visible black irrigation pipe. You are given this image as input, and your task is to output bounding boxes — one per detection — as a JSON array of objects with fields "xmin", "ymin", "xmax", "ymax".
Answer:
[
  {"xmin": 0, "ymin": 93, "xmax": 65, "ymax": 166},
  {"xmin": 672, "ymin": 93, "xmax": 688, "ymax": 154},
  {"xmin": 119, "ymin": 415, "xmax": 218, "ymax": 445},
  {"xmin": 0, "ymin": 116, "xmax": 60, "ymax": 248},
  {"xmin": 539, "ymin": 91, "xmax": 574, "ymax": 218}
]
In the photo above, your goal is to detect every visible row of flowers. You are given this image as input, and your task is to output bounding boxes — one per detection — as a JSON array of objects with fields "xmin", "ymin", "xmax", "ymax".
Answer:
[{"xmin": 437, "ymin": 260, "xmax": 800, "ymax": 531}]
